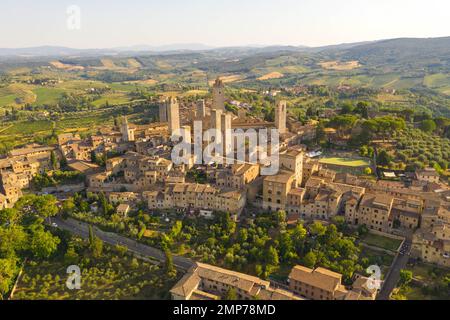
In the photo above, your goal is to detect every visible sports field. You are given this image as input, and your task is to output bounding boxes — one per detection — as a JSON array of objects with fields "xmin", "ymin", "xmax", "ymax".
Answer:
[{"xmin": 319, "ymin": 157, "xmax": 370, "ymax": 167}]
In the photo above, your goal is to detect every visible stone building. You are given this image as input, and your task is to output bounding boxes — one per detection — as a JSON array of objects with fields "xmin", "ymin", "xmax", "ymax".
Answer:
[
  {"xmin": 168, "ymin": 97, "xmax": 180, "ymax": 134},
  {"xmin": 146, "ymin": 182, "xmax": 246, "ymax": 215},
  {"xmin": 212, "ymin": 78, "xmax": 225, "ymax": 111},
  {"xmin": 263, "ymin": 171, "xmax": 295, "ymax": 211},
  {"xmin": 170, "ymin": 262, "xmax": 301, "ymax": 300},
  {"xmin": 288, "ymin": 265, "xmax": 377, "ymax": 300},
  {"xmin": 120, "ymin": 117, "xmax": 135, "ymax": 142},
  {"xmin": 274, "ymin": 100, "xmax": 287, "ymax": 134}
]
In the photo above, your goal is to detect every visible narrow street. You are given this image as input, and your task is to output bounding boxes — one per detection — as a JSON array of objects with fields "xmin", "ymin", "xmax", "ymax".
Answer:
[{"xmin": 377, "ymin": 240, "xmax": 411, "ymax": 300}]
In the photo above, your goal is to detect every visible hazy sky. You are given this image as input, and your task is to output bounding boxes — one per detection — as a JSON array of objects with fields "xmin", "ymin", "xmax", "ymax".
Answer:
[{"xmin": 1, "ymin": 0, "xmax": 449, "ymax": 48}]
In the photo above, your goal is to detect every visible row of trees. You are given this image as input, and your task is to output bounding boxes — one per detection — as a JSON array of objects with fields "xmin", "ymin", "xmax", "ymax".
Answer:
[
  {"xmin": 31, "ymin": 170, "xmax": 85, "ymax": 190},
  {"xmin": 325, "ymin": 114, "xmax": 406, "ymax": 145}
]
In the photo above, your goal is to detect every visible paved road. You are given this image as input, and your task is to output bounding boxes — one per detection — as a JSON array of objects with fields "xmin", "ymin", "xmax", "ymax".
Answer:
[
  {"xmin": 377, "ymin": 240, "xmax": 411, "ymax": 300},
  {"xmin": 53, "ymin": 217, "xmax": 195, "ymax": 271}
]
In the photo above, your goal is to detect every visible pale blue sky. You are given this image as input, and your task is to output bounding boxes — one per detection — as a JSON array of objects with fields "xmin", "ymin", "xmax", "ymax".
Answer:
[{"xmin": 1, "ymin": 0, "xmax": 449, "ymax": 48}]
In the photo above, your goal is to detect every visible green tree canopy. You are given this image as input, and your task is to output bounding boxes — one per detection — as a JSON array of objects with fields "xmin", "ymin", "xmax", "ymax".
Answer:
[
  {"xmin": 420, "ymin": 119, "xmax": 437, "ymax": 133},
  {"xmin": 399, "ymin": 269, "xmax": 413, "ymax": 287},
  {"xmin": 377, "ymin": 149, "xmax": 392, "ymax": 167},
  {"xmin": 14, "ymin": 194, "xmax": 58, "ymax": 219},
  {"xmin": 30, "ymin": 229, "xmax": 60, "ymax": 259},
  {"xmin": 303, "ymin": 251, "xmax": 317, "ymax": 268}
]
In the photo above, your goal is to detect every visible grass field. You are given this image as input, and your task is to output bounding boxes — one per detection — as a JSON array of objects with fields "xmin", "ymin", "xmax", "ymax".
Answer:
[
  {"xmin": 360, "ymin": 233, "xmax": 402, "ymax": 252},
  {"xmin": 423, "ymin": 73, "xmax": 450, "ymax": 95},
  {"xmin": 1, "ymin": 120, "xmax": 54, "ymax": 135},
  {"xmin": 50, "ymin": 61, "xmax": 85, "ymax": 71},
  {"xmin": 208, "ymin": 74, "xmax": 243, "ymax": 85},
  {"xmin": 0, "ymin": 80, "xmax": 114, "ymax": 107},
  {"xmin": 319, "ymin": 60, "xmax": 360, "ymax": 71},
  {"xmin": 319, "ymin": 157, "xmax": 370, "ymax": 167},
  {"xmin": 55, "ymin": 80, "xmax": 108, "ymax": 90},
  {"xmin": 0, "ymin": 93, "xmax": 19, "ymax": 106},
  {"xmin": 0, "ymin": 84, "xmax": 36, "ymax": 106},
  {"xmin": 91, "ymin": 93, "xmax": 131, "ymax": 107},
  {"xmin": 127, "ymin": 58, "xmax": 142, "ymax": 69},
  {"xmin": 257, "ymin": 72, "xmax": 284, "ymax": 81},
  {"xmin": 157, "ymin": 90, "xmax": 208, "ymax": 98}
]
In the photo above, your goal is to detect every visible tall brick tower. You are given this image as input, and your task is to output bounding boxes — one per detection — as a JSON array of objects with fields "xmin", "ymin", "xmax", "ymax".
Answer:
[
  {"xmin": 196, "ymin": 99, "xmax": 206, "ymax": 118},
  {"xmin": 159, "ymin": 100, "xmax": 168, "ymax": 122},
  {"xmin": 167, "ymin": 97, "xmax": 180, "ymax": 134},
  {"xmin": 275, "ymin": 100, "xmax": 287, "ymax": 134},
  {"xmin": 121, "ymin": 116, "xmax": 135, "ymax": 142},
  {"xmin": 212, "ymin": 77, "xmax": 225, "ymax": 111}
]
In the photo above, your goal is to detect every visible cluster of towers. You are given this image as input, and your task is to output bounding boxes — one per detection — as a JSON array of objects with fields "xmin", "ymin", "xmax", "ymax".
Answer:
[{"xmin": 157, "ymin": 77, "xmax": 287, "ymax": 145}]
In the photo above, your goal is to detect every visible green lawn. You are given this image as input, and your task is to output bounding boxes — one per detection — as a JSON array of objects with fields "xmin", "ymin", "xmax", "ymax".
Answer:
[
  {"xmin": 360, "ymin": 233, "xmax": 403, "ymax": 252},
  {"xmin": 319, "ymin": 157, "xmax": 370, "ymax": 167},
  {"xmin": 32, "ymin": 87, "xmax": 66, "ymax": 105}
]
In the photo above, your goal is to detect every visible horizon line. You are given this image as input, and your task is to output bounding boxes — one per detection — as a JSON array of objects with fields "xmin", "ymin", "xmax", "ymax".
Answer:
[{"xmin": 1, "ymin": 35, "xmax": 449, "ymax": 51}]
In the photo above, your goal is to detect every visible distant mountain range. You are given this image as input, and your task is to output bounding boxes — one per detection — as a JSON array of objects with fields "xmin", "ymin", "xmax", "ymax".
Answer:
[
  {"xmin": 0, "ymin": 44, "xmax": 215, "ymax": 57},
  {"xmin": 111, "ymin": 43, "xmax": 215, "ymax": 53},
  {"xmin": 0, "ymin": 43, "xmax": 313, "ymax": 57},
  {"xmin": 0, "ymin": 37, "xmax": 449, "ymax": 63}
]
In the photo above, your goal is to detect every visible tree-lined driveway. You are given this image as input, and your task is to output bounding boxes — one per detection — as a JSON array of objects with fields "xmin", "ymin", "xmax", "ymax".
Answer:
[{"xmin": 52, "ymin": 217, "xmax": 194, "ymax": 271}]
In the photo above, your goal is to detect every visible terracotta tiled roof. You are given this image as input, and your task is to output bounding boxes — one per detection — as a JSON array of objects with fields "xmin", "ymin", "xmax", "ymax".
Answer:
[{"xmin": 288, "ymin": 265, "xmax": 342, "ymax": 293}]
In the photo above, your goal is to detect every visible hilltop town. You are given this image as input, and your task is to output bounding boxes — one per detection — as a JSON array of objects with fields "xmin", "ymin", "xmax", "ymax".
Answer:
[{"xmin": 1, "ymin": 77, "xmax": 449, "ymax": 301}]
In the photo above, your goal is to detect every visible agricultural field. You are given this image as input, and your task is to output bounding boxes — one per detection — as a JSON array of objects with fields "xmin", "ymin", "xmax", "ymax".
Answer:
[
  {"xmin": 12, "ymin": 237, "xmax": 178, "ymax": 300},
  {"xmin": 32, "ymin": 87, "xmax": 66, "ymax": 105},
  {"xmin": 394, "ymin": 128, "xmax": 450, "ymax": 171},
  {"xmin": 0, "ymin": 120, "xmax": 54, "ymax": 135},
  {"xmin": 0, "ymin": 103, "xmax": 152, "ymax": 152},
  {"xmin": 50, "ymin": 61, "xmax": 85, "ymax": 71},
  {"xmin": 91, "ymin": 93, "xmax": 132, "ymax": 107},
  {"xmin": 0, "ymin": 78, "xmax": 145, "ymax": 109},
  {"xmin": 0, "ymin": 83, "xmax": 36, "ymax": 106},
  {"xmin": 319, "ymin": 60, "xmax": 360, "ymax": 71},
  {"xmin": 257, "ymin": 72, "xmax": 284, "ymax": 81},
  {"xmin": 208, "ymin": 74, "xmax": 243, "ymax": 85},
  {"xmin": 423, "ymin": 73, "xmax": 450, "ymax": 95}
]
